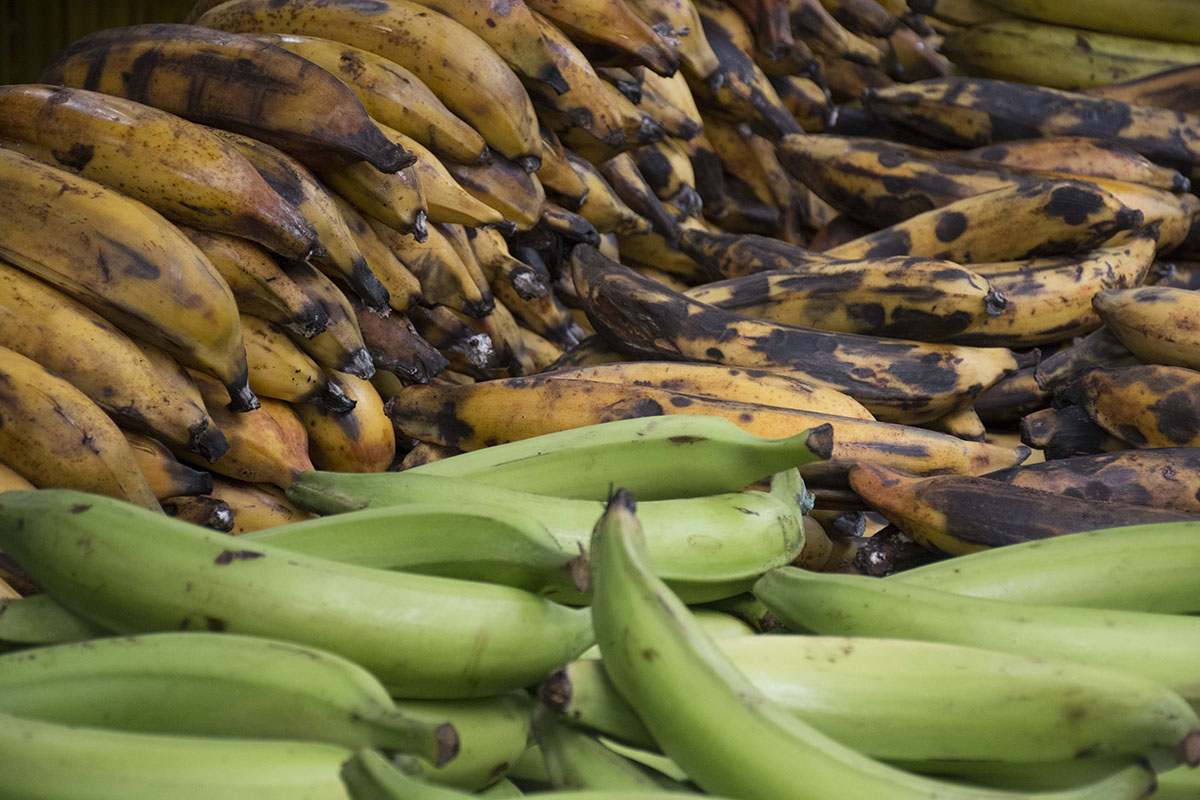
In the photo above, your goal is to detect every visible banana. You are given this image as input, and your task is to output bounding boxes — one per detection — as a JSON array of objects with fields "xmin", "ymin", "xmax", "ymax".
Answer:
[
  {"xmin": 625, "ymin": 0, "xmax": 722, "ymax": 83},
  {"xmin": 947, "ymin": 236, "xmax": 1156, "ymax": 347},
  {"xmin": 591, "ymin": 491, "xmax": 1161, "ymax": 799},
  {"xmin": 547, "ymin": 634, "xmax": 1200, "ymax": 766},
  {"xmin": 0, "ymin": 259, "xmax": 228, "ymax": 461},
  {"xmin": 0, "ymin": 488, "xmax": 595, "ymax": 699},
  {"xmin": 790, "ymin": 0, "xmax": 886, "ymax": 64},
  {"xmin": 943, "ymin": 19, "xmax": 1200, "ymax": 92},
  {"xmin": 597, "ymin": 153, "xmax": 681, "ymax": 241},
  {"xmin": 864, "ymin": 77, "xmax": 1200, "ymax": 180},
  {"xmin": 241, "ymin": 313, "xmax": 356, "ymax": 410},
  {"xmin": 910, "ymin": 0, "xmax": 1011, "ymax": 25},
  {"xmin": 533, "ymin": 715, "xmax": 670, "ymax": 790},
  {"xmin": 1094, "ymin": 286, "xmax": 1200, "ymax": 369},
  {"xmin": 848, "ymin": 462, "xmax": 1200, "ymax": 555},
  {"xmin": 683, "ymin": 256, "xmax": 1004, "ymax": 341},
  {"xmin": 630, "ymin": 141, "xmax": 699, "ymax": 212},
  {"xmin": 294, "ymin": 413, "xmax": 828, "ymax": 501},
  {"xmin": 371, "ymin": 221, "xmax": 491, "ymax": 318},
  {"xmin": 674, "ymin": 132, "xmax": 730, "ymax": 219},
  {"xmin": 0, "ymin": 594, "xmax": 111, "ymax": 646},
  {"xmin": 41, "ymin": 24, "xmax": 410, "ymax": 175},
  {"xmin": 526, "ymin": 0, "xmax": 679, "ymax": 77},
  {"xmin": 968, "ymin": 0, "xmax": 1200, "ymax": 45},
  {"xmin": 921, "ymin": 406, "xmax": 987, "ymax": 441},
  {"xmin": 756, "ymin": 565, "xmax": 1200, "ymax": 719},
  {"xmin": 197, "ymin": 0, "xmax": 543, "ymax": 170},
  {"xmin": 435, "ymin": 223, "xmax": 497, "ymax": 310},
  {"xmin": 209, "ymin": 476, "xmax": 316, "ymax": 534},
  {"xmin": 244, "ymin": 32, "xmax": 489, "ymax": 165},
  {"xmin": 320, "ymin": 157, "xmax": 428, "ymax": 245},
  {"xmin": 973, "ymin": 368, "xmax": 1048, "ymax": 427},
  {"xmin": 443, "ymin": 156, "xmax": 547, "ymax": 232},
  {"xmin": 962, "ymin": 136, "xmax": 1190, "ymax": 193},
  {"xmin": 702, "ymin": 117, "xmax": 801, "ymax": 242},
  {"xmin": 184, "ymin": 370, "xmax": 314, "ymax": 490},
  {"xmin": 0, "ymin": 711, "xmax": 361, "ymax": 800},
  {"xmin": 640, "ymin": 69, "xmax": 706, "ymax": 139},
  {"xmin": 890, "ymin": 521, "xmax": 1200, "ymax": 613},
  {"xmin": 572, "ymin": 244, "xmax": 1022, "ymax": 423},
  {"xmin": 329, "ymin": 193, "xmax": 423, "ymax": 314},
  {"xmin": 0, "ymin": 84, "xmax": 318, "ymax": 261},
  {"xmin": 352, "ymin": 302, "xmax": 449, "ymax": 385},
  {"xmin": 569, "ymin": 153, "xmax": 652, "ymax": 236},
  {"xmin": 603, "ymin": 84, "xmax": 668, "ymax": 149},
  {"xmin": 0, "ymin": 632, "xmax": 456, "ymax": 763},
  {"xmin": 536, "ymin": 124, "xmax": 591, "ymax": 209},
  {"xmin": 519, "ymin": 327, "xmax": 568, "ymax": 372},
  {"xmin": 1033, "ymin": 326, "xmax": 1140, "ymax": 393},
  {"xmin": 728, "ymin": 0, "xmax": 795, "ymax": 60},
  {"xmin": 676, "ymin": 228, "xmax": 837, "ymax": 280},
  {"xmin": 1070, "ymin": 364, "xmax": 1200, "ymax": 448},
  {"xmin": 0, "ymin": 344, "xmax": 158, "ymax": 509},
  {"xmin": 394, "ymin": 441, "xmax": 464, "ymax": 470},
  {"xmin": 468, "ymin": 227, "xmax": 551, "ymax": 301},
  {"xmin": 1019, "ymin": 405, "xmax": 1127, "ymax": 460},
  {"xmin": 481, "ymin": 300, "xmax": 541, "ymax": 376},
  {"xmin": 124, "ymin": 431, "xmax": 214, "ymax": 500},
  {"xmin": 161, "ymin": 494, "xmax": 235, "ymax": 531},
  {"xmin": 296, "ymin": 370, "xmax": 396, "ymax": 473},
  {"xmin": 0, "ymin": 461, "xmax": 35, "ymax": 493},
  {"xmin": 407, "ymin": 304, "xmax": 504, "ymax": 379},
  {"xmin": 286, "ymin": 467, "xmax": 806, "ymax": 604},
  {"xmin": 1084, "ymin": 64, "xmax": 1200, "ymax": 114},
  {"xmin": 771, "ymin": 74, "xmax": 835, "ymax": 130},
  {"xmin": 0, "ymin": 148, "xmax": 254, "ymax": 410},
  {"xmin": 278, "ymin": 258, "xmax": 376, "ymax": 379}
]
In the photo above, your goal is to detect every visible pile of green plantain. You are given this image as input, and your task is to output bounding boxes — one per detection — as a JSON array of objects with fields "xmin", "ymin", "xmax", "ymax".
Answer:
[{"xmin": 3, "ymin": 0, "xmax": 1200, "ymax": 796}]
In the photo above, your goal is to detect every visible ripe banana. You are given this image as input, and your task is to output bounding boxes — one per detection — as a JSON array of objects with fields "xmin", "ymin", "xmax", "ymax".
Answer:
[
  {"xmin": 197, "ymin": 0, "xmax": 543, "ymax": 170},
  {"xmin": 527, "ymin": 0, "xmax": 679, "ymax": 77},
  {"xmin": 123, "ymin": 431, "xmax": 214, "ymax": 500},
  {"xmin": 0, "ymin": 84, "xmax": 318, "ymax": 261},
  {"xmin": 1019, "ymin": 405, "xmax": 1127, "ymax": 460},
  {"xmin": 0, "ymin": 148, "xmax": 255, "ymax": 410},
  {"xmin": 209, "ymin": 476, "xmax": 315, "ymax": 534},
  {"xmin": 684, "ymin": 256, "xmax": 1004, "ymax": 340},
  {"xmin": 371, "ymin": 222, "xmax": 490, "ymax": 318},
  {"xmin": 435, "ymin": 223, "xmax": 497, "ymax": 311},
  {"xmin": 352, "ymin": 303, "xmax": 448, "ymax": 386},
  {"xmin": 630, "ymin": 140, "xmax": 700, "ymax": 212},
  {"xmin": 848, "ymin": 462, "xmax": 1200, "ymax": 556},
  {"xmin": 407, "ymin": 304, "xmax": 504, "ymax": 379},
  {"xmin": 241, "ymin": 313, "xmax": 356, "ymax": 410},
  {"xmin": 640, "ymin": 69, "xmax": 706, "ymax": 140},
  {"xmin": 591, "ymin": 492, "xmax": 1160, "ymax": 798},
  {"xmin": 890, "ymin": 521, "xmax": 1200, "ymax": 614},
  {"xmin": 329, "ymin": 193, "xmax": 423, "ymax": 314},
  {"xmin": 244, "ymin": 32, "xmax": 488, "ymax": 165},
  {"xmin": 1094, "ymin": 286, "xmax": 1200, "ymax": 369},
  {"xmin": 1084, "ymin": 64, "xmax": 1200, "ymax": 114},
  {"xmin": 790, "ymin": 0, "xmax": 885, "ymax": 65},
  {"xmin": 864, "ymin": 77, "xmax": 1200, "ymax": 180},
  {"xmin": 320, "ymin": 156, "xmax": 428, "ymax": 245},
  {"xmin": 443, "ymin": 155, "xmax": 547, "ymax": 232},
  {"xmin": 1032, "ymin": 326, "xmax": 1140, "ymax": 393},
  {"xmin": 0, "ymin": 488, "xmax": 595, "ymax": 699},
  {"xmin": 468, "ymin": 227, "xmax": 551, "ymax": 300},
  {"xmin": 626, "ymin": 0, "xmax": 722, "ymax": 83},
  {"xmin": 296, "ymin": 370, "xmax": 396, "ymax": 473},
  {"xmin": 1069, "ymin": 364, "xmax": 1200, "ymax": 449},
  {"xmin": 0, "ymin": 345, "xmax": 159, "ymax": 509},
  {"xmin": 0, "ymin": 632, "xmax": 456, "ymax": 763},
  {"xmin": 676, "ymin": 227, "xmax": 836, "ymax": 279},
  {"xmin": 970, "ymin": 0, "xmax": 1200, "ymax": 45},
  {"xmin": 597, "ymin": 153, "xmax": 681, "ymax": 241},
  {"xmin": 569, "ymin": 154, "xmax": 653, "ymax": 236},
  {"xmin": 536, "ymin": 124, "xmax": 592, "ymax": 208},
  {"xmin": 571, "ymin": 244, "xmax": 1022, "ymax": 423},
  {"xmin": 278, "ymin": 258, "xmax": 376, "ymax": 379},
  {"xmin": 0, "ymin": 259, "xmax": 227, "ymax": 461},
  {"xmin": 41, "ymin": 23, "xmax": 410, "ymax": 174},
  {"xmin": 948, "ymin": 236, "xmax": 1156, "ymax": 347},
  {"xmin": 973, "ymin": 369, "xmax": 1048, "ymax": 426},
  {"xmin": 771, "ymin": 73, "xmax": 835, "ymax": 130},
  {"xmin": 755, "ymin": 565, "xmax": 1200, "ymax": 715},
  {"xmin": 548, "ymin": 633, "xmax": 1200, "ymax": 766}
]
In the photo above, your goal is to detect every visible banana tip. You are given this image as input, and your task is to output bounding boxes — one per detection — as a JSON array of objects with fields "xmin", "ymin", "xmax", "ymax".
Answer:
[
  {"xmin": 342, "ymin": 349, "xmax": 377, "ymax": 380},
  {"xmin": 1174, "ymin": 174, "xmax": 1192, "ymax": 193},
  {"xmin": 516, "ymin": 155, "xmax": 542, "ymax": 174},
  {"xmin": 225, "ymin": 383, "xmax": 260, "ymax": 413},
  {"xmin": 537, "ymin": 669, "xmax": 571, "ymax": 712},
  {"xmin": 190, "ymin": 422, "xmax": 231, "ymax": 464},
  {"xmin": 805, "ymin": 423, "xmax": 835, "ymax": 461},
  {"xmin": 375, "ymin": 144, "xmax": 418, "ymax": 174},
  {"xmin": 434, "ymin": 723, "xmax": 460, "ymax": 768},
  {"xmin": 538, "ymin": 66, "xmax": 571, "ymax": 97},
  {"xmin": 1180, "ymin": 730, "xmax": 1200, "ymax": 767}
]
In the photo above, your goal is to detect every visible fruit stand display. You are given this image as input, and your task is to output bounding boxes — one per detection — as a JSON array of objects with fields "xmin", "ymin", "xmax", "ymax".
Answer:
[{"xmin": 1, "ymin": 0, "xmax": 1200, "ymax": 797}]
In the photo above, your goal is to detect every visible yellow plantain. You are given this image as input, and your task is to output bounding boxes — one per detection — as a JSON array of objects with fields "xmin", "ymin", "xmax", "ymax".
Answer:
[
  {"xmin": 327, "ymin": 193, "xmax": 423, "ymax": 314},
  {"xmin": 631, "ymin": 140, "xmax": 701, "ymax": 213},
  {"xmin": 240, "ymin": 313, "xmax": 357, "ymax": 411},
  {"xmin": 122, "ymin": 431, "xmax": 214, "ymax": 500},
  {"xmin": 41, "ymin": 24, "xmax": 409, "ymax": 174},
  {"xmin": 536, "ymin": 124, "xmax": 591, "ymax": 209},
  {"xmin": 597, "ymin": 153, "xmax": 682, "ymax": 241},
  {"xmin": 568, "ymin": 153, "xmax": 652, "ymax": 236},
  {"xmin": 848, "ymin": 463, "xmax": 1200, "ymax": 556},
  {"xmin": 277, "ymin": 259, "xmax": 375, "ymax": 379},
  {"xmin": 243, "ymin": 32, "xmax": 488, "ymax": 165},
  {"xmin": 962, "ymin": 136, "xmax": 1190, "ymax": 193},
  {"xmin": 0, "ymin": 345, "xmax": 159, "ymax": 510},
  {"xmin": 640, "ymin": 69, "xmax": 706, "ymax": 138},
  {"xmin": 604, "ymin": 81, "xmax": 669, "ymax": 149},
  {"xmin": 209, "ymin": 476, "xmax": 316, "ymax": 534},
  {"xmin": 443, "ymin": 156, "xmax": 547, "ymax": 232},
  {"xmin": 0, "ymin": 148, "xmax": 254, "ymax": 411},
  {"xmin": 297, "ymin": 370, "xmax": 395, "ymax": 473},
  {"xmin": 435, "ymin": 223, "xmax": 496, "ymax": 310},
  {"xmin": 571, "ymin": 245, "xmax": 1021, "ymax": 423},
  {"xmin": 196, "ymin": 0, "xmax": 543, "ymax": 170},
  {"xmin": 466, "ymin": 227, "xmax": 550, "ymax": 301},
  {"xmin": 1093, "ymin": 286, "xmax": 1200, "ymax": 369},
  {"xmin": 370, "ymin": 219, "xmax": 491, "ymax": 317},
  {"xmin": 948, "ymin": 236, "xmax": 1157, "ymax": 347},
  {"xmin": 920, "ymin": 406, "xmax": 987, "ymax": 442},
  {"xmin": 0, "ymin": 85, "xmax": 317, "ymax": 261},
  {"xmin": 526, "ymin": 0, "xmax": 679, "ymax": 76},
  {"xmin": 1084, "ymin": 64, "xmax": 1200, "ymax": 114},
  {"xmin": 1072, "ymin": 365, "xmax": 1200, "ymax": 449},
  {"xmin": 0, "ymin": 259, "xmax": 228, "ymax": 462},
  {"xmin": 320, "ymin": 158, "xmax": 428, "ymax": 244},
  {"xmin": 967, "ymin": 0, "xmax": 1200, "ymax": 45},
  {"xmin": 492, "ymin": 273, "xmax": 585, "ymax": 350},
  {"xmin": 518, "ymin": 326, "xmax": 566, "ymax": 372},
  {"xmin": 770, "ymin": 74, "xmax": 835, "ymax": 130},
  {"xmin": 677, "ymin": 228, "xmax": 839, "ymax": 280}
]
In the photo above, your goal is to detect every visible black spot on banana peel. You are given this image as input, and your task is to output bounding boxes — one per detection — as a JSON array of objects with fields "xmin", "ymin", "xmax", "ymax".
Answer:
[
  {"xmin": 1019, "ymin": 405, "xmax": 1127, "ymax": 460},
  {"xmin": 848, "ymin": 462, "xmax": 1200, "ymax": 556},
  {"xmin": 570, "ymin": 244, "xmax": 1019, "ymax": 424},
  {"xmin": 676, "ymin": 228, "xmax": 839, "ymax": 281}
]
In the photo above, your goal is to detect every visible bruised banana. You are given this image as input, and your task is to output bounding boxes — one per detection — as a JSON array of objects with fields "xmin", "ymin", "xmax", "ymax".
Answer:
[
  {"xmin": 947, "ymin": 236, "xmax": 1156, "ymax": 347},
  {"xmin": 41, "ymin": 23, "xmax": 410, "ymax": 174},
  {"xmin": 278, "ymin": 258, "xmax": 375, "ymax": 379},
  {"xmin": 240, "ymin": 314, "xmax": 355, "ymax": 411},
  {"xmin": 683, "ymin": 256, "xmax": 1004, "ymax": 341},
  {"xmin": 591, "ymin": 492, "xmax": 1159, "ymax": 799},
  {"xmin": 1069, "ymin": 364, "xmax": 1200, "ymax": 449},
  {"xmin": 848, "ymin": 462, "xmax": 1200, "ymax": 556},
  {"xmin": 0, "ymin": 84, "xmax": 317, "ymax": 260},
  {"xmin": 295, "ymin": 370, "xmax": 396, "ymax": 474},
  {"xmin": 526, "ymin": 0, "xmax": 679, "ymax": 77},
  {"xmin": 0, "ymin": 148, "xmax": 254, "ymax": 411},
  {"xmin": 406, "ymin": 304, "xmax": 504, "ymax": 379},
  {"xmin": 245, "ymin": 32, "xmax": 488, "ymax": 165},
  {"xmin": 0, "ymin": 345, "xmax": 159, "ymax": 510},
  {"xmin": 352, "ymin": 301, "xmax": 449, "ymax": 385},
  {"xmin": 824, "ymin": 179, "xmax": 1144, "ymax": 262},
  {"xmin": 210, "ymin": 476, "xmax": 316, "ymax": 534},
  {"xmin": 962, "ymin": 136, "xmax": 1191, "ymax": 192},
  {"xmin": 973, "ymin": 370, "xmax": 1048, "ymax": 427},
  {"xmin": 1019, "ymin": 405, "xmax": 1127, "ymax": 460},
  {"xmin": 195, "ymin": 0, "xmax": 542, "ymax": 170},
  {"xmin": 371, "ymin": 221, "xmax": 490, "ymax": 318},
  {"xmin": 571, "ymin": 244, "xmax": 1021, "ymax": 423},
  {"xmin": 123, "ymin": 431, "xmax": 214, "ymax": 500},
  {"xmin": 0, "ymin": 632, "xmax": 456, "ymax": 764},
  {"xmin": 1084, "ymin": 63, "xmax": 1200, "ymax": 114},
  {"xmin": 329, "ymin": 193, "xmax": 423, "ymax": 314},
  {"xmin": 0, "ymin": 260, "xmax": 227, "ymax": 461},
  {"xmin": 443, "ymin": 156, "xmax": 547, "ymax": 232},
  {"xmin": 283, "ymin": 468, "xmax": 806, "ymax": 604},
  {"xmin": 676, "ymin": 227, "xmax": 837, "ymax": 280},
  {"xmin": 1033, "ymin": 326, "xmax": 1140, "ymax": 393},
  {"xmin": 1093, "ymin": 285, "xmax": 1200, "ymax": 370}
]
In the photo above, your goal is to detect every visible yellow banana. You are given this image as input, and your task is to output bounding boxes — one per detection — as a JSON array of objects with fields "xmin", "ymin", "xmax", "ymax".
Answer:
[
  {"xmin": 616, "ymin": 227, "xmax": 712, "ymax": 283},
  {"xmin": 243, "ymin": 32, "xmax": 488, "ymax": 165},
  {"xmin": 538, "ymin": 201, "xmax": 601, "ymax": 246},
  {"xmin": 968, "ymin": 0, "xmax": 1200, "ymax": 45},
  {"xmin": 604, "ymin": 82, "xmax": 669, "ymax": 149},
  {"xmin": 949, "ymin": 236, "xmax": 1157, "ymax": 347},
  {"xmin": 122, "ymin": 431, "xmax": 214, "ymax": 501},
  {"xmin": 518, "ymin": 327, "xmax": 567, "ymax": 372},
  {"xmin": 962, "ymin": 136, "xmax": 1190, "ymax": 193},
  {"xmin": 209, "ymin": 476, "xmax": 317, "ymax": 534},
  {"xmin": 0, "ymin": 345, "xmax": 159, "ymax": 509},
  {"xmin": 240, "ymin": 313, "xmax": 357, "ymax": 411},
  {"xmin": 910, "ymin": 0, "xmax": 1010, "ymax": 26},
  {"xmin": 703, "ymin": 117, "xmax": 803, "ymax": 241},
  {"xmin": 569, "ymin": 153, "xmax": 652, "ymax": 236},
  {"xmin": 443, "ymin": 156, "xmax": 547, "ymax": 232},
  {"xmin": 630, "ymin": 140, "xmax": 701, "ymax": 214},
  {"xmin": 407, "ymin": 304, "xmax": 506, "ymax": 379},
  {"xmin": 466, "ymin": 227, "xmax": 550, "ymax": 301},
  {"xmin": 526, "ymin": 0, "xmax": 680, "ymax": 76},
  {"xmin": 296, "ymin": 370, "xmax": 396, "ymax": 473},
  {"xmin": 920, "ymin": 406, "xmax": 987, "ymax": 442},
  {"xmin": 185, "ymin": 370, "xmax": 314, "ymax": 490},
  {"xmin": 320, "ymin": 156, "xmax": 428, "ymax": 244},
  {"xmin": 479, "ymin": 300, "xmax": 540, "ymax": 377},
  {"xmin": 789, "ymin": 0, "xmax": 885, "ymax": 65},
  {"xmin": 1093, "ymin": 285, "xmax": 1200, "ymax": 369},
  {"xmin": 0, "ymin": 148, "xmax": 254, "ymax": 411},
  {"xmin": 1070, "ymin": 364, "xmax": 1200, "ymax": 449},
  {"xmin": 196, "ymin": 0, "xmax": 543, "ymax": 169},
  {"xmin": 370, "ymin": 220, "xmax": 491, "ymax": 318},
  {"xmin": 0, "ymin": 463, "xmax": 35, "ymax": 494},
  {"xmin": 0, "ymin": 84, "xmax": 317, "ymax": 261},
  {"xmin": 277, "ymin": 259, "xmax": 375, "ymax": 379},
  {"xmin": 0, "ymin": 259, "xmax": 228, "ymax": 462},
  {"xmin": 625, "ymin": 0, "xmax": 723, "ymax": 83},
  {"xmin": 640, "ymin": 69, "xmax": 706, "ymax": 139},
  {"xmin": 41, "ymin": 23, "xmax": 410, "ymax": 174},
  {"xmin": 1084, "ymin": 64, "xmax": 1200, "ymax": 114},
  {"xmin": 327, "ymin": 193, "xmax": 423, "ymax": 315},
  {"xmin": 434, "ymin": 223, "xmax": 496, "ymax": 310},
  {"xmin": 536, "ymin": 124, "xmax": 591, "ymax": 209},
  {"xmin": 492, "ymin": 274, "xmax": 586, "ymax": 350},
  {"xmin": 597, "ymin": 153, "xmax": 682, "ymax": 241},
  {"xmin": 770, "ymin": 74, "xmax": 835, "ymax": 130}
]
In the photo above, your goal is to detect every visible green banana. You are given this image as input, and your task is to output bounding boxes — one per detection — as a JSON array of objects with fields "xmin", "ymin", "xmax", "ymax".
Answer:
[
  {"xmin": 590, "ymin": 490, "xmax": 1160, "ymax": 798},
  {"xmin": 532, "ymin": 712, "xmax": 675, "ymax": 790},
  {"xmin": 280, "ymin": 469, "xmax": 808, "ymax": 603},
  {"xmin": 888, "ymin": 522, "xmax": 1200, "ymax": 614},
  {"xmin": 0, "ymin": 489, "xmax": 594, "ymax": 699},
  {"xmin": 543, "ymin": 633, "xmax": 1200, "ymax": 765},
  {"xmin": 756, "ymin": 566, "xmax": 1200, "ymax": 715},
  {"xmin": 290, "ymin": 414, "xmax": 829, "ymax": 502},
  {"xmin": 0, "ymin": 632, "xmax": 456, "ymax": 764},
  {"xmin": 0, "ymin": 593, "xmax": 110, "ymax": 646}
]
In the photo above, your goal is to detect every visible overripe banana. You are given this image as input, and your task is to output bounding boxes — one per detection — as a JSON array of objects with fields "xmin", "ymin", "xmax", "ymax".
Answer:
[
  {"xmin": 443, "ymin": 156, "xmax": 547, "ymax": 231},
  {"xmin": 241, "ymin": 313, "xmax": 356, "ymax": 410},
  {"xmin": 329, "ymin": 193, "xmax": 423, "ymax": 314},
  {"xmin": 1094, "ymin": 286, "xmax": 1200, "ymax": 369},
  {"xmin": 278, "ymin": 258, "xmax": 375, "ymax": 379},
  {"xmin": 295, "ymin": 370, "xmax": 396, "ymax": 473},
  {"xmin": 123, "ymin": 431, "xmax": 214, "ymax": 500},
  {"xmin": 963, "ymin": 137, "xmax": 1191, "ymax": 192},
  {"xmin": 1032, "ymin": 326, "xmax": 1140, "ymax": 392},
  {"xmin": 1069, "ymin": 364, "xmax": 1200, "ymax": 448},
  {"xmin": 352, "ymin": 302, "xmax": 449, "ymax": 385},
  {"xmin": 626, "ymin": 0, "xmax": 722, "ymax": 83},
  {"xmin": 528, "ymin": 0, "xmax": 679, "ymax": 76},
  {"xmin": 1019, "ymin": 405, "xmax": 1127, "ymax": 460},
  {"xmin": 1084, "ymin": 64, "xmax": 1200, "ymax": 113},
  {"xmin": 209, "ymin": 476, "xmax": 316, "ymax": 534},
  {"xmin": 676, "ymin": 227, "xmax": 837, "ymax": 279},
  {"xmin": 370, "ymin": 221, "xmax": 491, "ymax": 318}
]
